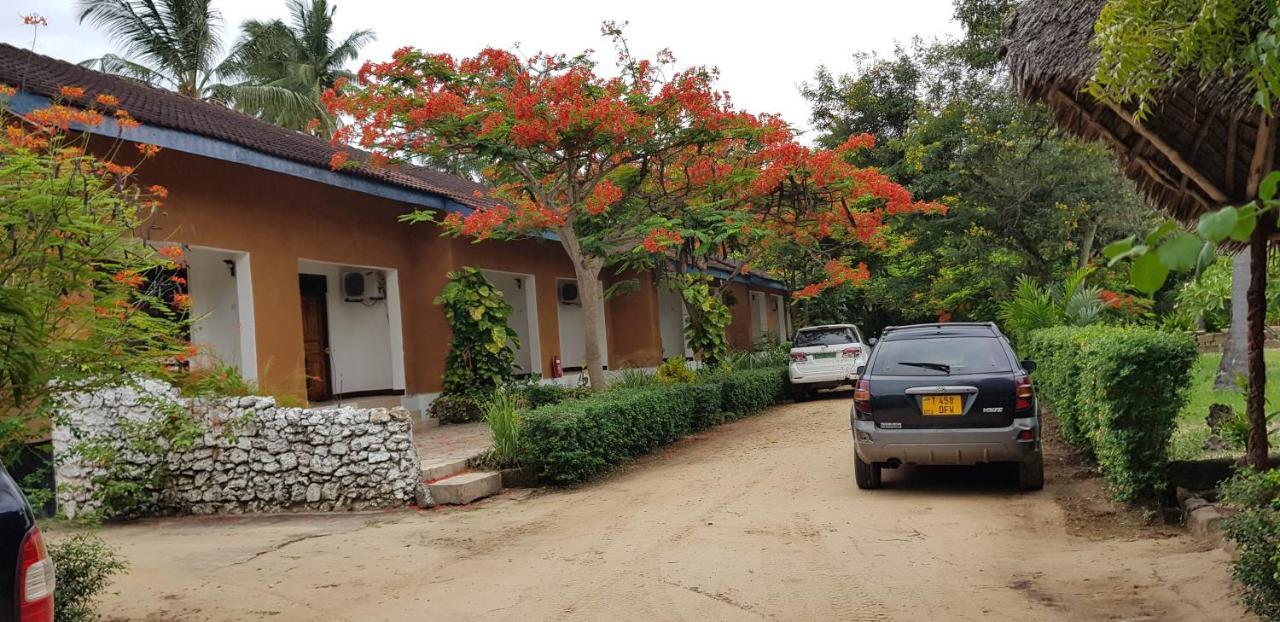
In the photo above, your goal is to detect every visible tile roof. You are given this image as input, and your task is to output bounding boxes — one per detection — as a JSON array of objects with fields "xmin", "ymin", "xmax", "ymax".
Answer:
[{"xmin": 0, "ymin": 42, "xmax": 494, "ymax": 209}]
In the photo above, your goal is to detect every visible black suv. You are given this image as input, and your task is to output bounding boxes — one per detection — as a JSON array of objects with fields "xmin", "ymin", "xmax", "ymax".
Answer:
[
  {"xmin": 0, "ymin": 464, "xmax": 54, "ymax": 621},
  {"xmin": 850, "ymin": 322, "xmax": 1043, "ymax": 490}
]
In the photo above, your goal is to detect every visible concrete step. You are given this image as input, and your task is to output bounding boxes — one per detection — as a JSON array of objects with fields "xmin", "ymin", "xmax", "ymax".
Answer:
[
  {"xmin": 421, "ymin": 457, "xmax": 471, "ymax": 482},
  {"xmin": 427, "ymin": 471, "xmax": 502, "ymax": 505}
]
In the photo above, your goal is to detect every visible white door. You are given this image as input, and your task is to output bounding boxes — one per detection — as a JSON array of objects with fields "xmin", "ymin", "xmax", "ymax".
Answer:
[
  {"xmin": 483, "ymin": 271, "xmax": 535, "ymax": 375},
  {"xmin": 556, "ymin": 278, "xmax": 608, "ymax": 369}
]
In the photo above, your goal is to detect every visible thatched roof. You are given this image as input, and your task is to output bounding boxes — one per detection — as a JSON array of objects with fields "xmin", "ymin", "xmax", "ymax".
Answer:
[{"xmin": 1002, "ymin": 0, "xmax": 1274, "ymax": 227}]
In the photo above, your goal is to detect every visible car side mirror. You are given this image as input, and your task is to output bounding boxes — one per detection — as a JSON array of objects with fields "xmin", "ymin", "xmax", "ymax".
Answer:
[
  {"xmin": 1021, "ymin": 360, "xmax": 1037, "ymax": 373},
  {"xmin": 856, "ymin": 365, "xmax": 866, "ymax": 376}
]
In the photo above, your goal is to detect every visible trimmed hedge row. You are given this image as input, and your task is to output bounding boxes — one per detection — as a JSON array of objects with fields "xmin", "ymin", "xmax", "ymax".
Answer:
[
  {"xmin": 1025, "ymin": 326, "xmax": 1197, "ymax": 501},
  {"xmin": 523, "ymin": 367, "xmax": 788, "ymax": 484}
]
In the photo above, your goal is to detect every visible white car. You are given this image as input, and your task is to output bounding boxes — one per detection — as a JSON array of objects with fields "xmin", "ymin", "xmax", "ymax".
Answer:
[{"xmin": 788, "ymin": 324, "xmax": 870, "ymax": 400}]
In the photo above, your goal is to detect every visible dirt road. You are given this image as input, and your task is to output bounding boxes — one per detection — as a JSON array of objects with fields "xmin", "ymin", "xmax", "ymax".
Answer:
[{"xmin": 86, "ymin": 395, "xmax": 1245, "ymax": 621}]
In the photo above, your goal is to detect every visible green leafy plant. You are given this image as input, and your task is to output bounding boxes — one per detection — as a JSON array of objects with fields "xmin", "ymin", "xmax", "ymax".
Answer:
[
  {"xmin": 49, "ymin": 533, "xmax": 129, "ymax": 622},
  {"xmin": 428, "ymin": 394, "xmax": 484, "ymax": 425},
  {"xmin": 655, "ymin": 357, "xmax": 696, "ymax": 384},
  {"xmin": 483, "ymin": 390, "xmax": 523, "ymax": 468},
  {"xmin": 998, "ymin": 270, "xmax": 1107, "ymax": 344},
  {"xmin": 676, "ymin": 276, "xmax": 733, "ymax": 368},
  {"xmin": 610, "ymin": 367, "xmax": 657, "ymax": 390},
  {"xmin": 1025, "ymin": 325, "xmax": 1198, "ymax": 501},
  {"xmin": 1220, "ymin": 466, "xmax": 1280, "ymax": 620},
  {"xmin": 522, "ymin": 367, "xmax": 788, "ymax": 484},
  {"xmin": 435, "ymin": 267, "xmax": 519, "ymax": 414}
]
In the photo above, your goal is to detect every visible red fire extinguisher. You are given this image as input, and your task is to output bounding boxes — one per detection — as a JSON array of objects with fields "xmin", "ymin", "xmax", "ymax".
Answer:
[{"xmin": 551, "ymin": 355, "xmax": 563, "ymax": 379}]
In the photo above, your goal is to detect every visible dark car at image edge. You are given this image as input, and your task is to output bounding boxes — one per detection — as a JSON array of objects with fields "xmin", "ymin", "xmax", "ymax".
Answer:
[
  {"xmin": 850, "ymin": 322, "xmax": 1043, "ymax": 490},
  {"xmin": 0, "ymin": 464, "xmax": 54, "ymax": 621}
]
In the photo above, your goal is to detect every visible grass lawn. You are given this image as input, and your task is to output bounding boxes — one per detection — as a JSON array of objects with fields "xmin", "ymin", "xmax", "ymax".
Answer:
[{"xmin": 1169, "ymin": 350, "xmax": 1280, "ymax": 461}]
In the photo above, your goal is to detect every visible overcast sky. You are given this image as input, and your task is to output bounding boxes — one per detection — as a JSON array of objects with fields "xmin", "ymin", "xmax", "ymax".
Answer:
[{"xmin": 2, "ymin": 0, "xmax": 961, "ymax": 139}]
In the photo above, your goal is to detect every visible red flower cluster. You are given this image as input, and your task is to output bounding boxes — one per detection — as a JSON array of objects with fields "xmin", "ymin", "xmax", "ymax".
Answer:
[
  {"xmin": 642, "ymin": 227, "xmax": 684, "ymax": 253},
  {"xmin": 586, "ymin": 180, "xmax": 623, "ymax": 215}
]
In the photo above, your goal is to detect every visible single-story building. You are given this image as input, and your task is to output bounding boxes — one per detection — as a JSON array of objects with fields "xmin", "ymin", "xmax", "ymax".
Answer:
[{"xmin": 0, "ymin": 44, "xmax": 791, "ymax": 410}]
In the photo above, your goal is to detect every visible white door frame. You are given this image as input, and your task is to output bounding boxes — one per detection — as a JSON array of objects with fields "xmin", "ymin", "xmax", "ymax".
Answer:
[
  {"xmin": 480, "ymin": 268, "xmax": 542, "ymax": 377},
  {"xmin": 296, "ymin": 257, "xmax": 407, "ymax": 393}
]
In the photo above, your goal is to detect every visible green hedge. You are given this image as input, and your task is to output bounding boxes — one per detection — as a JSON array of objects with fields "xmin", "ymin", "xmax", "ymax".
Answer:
[
  {"xmin": 716, "ymin": 367, "xmax": 788, "ymax": 418},
  {"xmin": 1025, "ymin": 326, "xmax": 1197, "ymax": 501},
  {"xmin": 522, "ymin": 367, "xmax": 788, "ymax": 484},
  {"xmin": 1221, "ymin": 468, "xmax": 1280, "ymax": 620}
]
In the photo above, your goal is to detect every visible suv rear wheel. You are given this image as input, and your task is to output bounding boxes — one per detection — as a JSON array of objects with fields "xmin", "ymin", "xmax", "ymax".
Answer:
[
  {"xmin": 1017, "ymin": 454, "xmax": 1044, "ymax": 490},
  {"xmin": 854, "ymin": 455, "xmax": 882, "ymax": 489}
]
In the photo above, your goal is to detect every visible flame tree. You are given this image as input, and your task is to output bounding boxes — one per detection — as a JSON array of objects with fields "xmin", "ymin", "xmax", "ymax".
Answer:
[{"xmin": 326, "ymin": 29, "xmax": 942, "ymax": 388}]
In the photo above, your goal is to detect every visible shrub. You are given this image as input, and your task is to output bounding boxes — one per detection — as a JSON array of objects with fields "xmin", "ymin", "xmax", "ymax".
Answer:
[
  {"xmin": 1025, "ymin": 325, "xmax": 1197, "ymax": 501},
  {"xmin": 610, "ymin": 367, "xmax": 658, "ymax": 390},
  {"xmin": 716, "ymin": 367, "xmax": 788, "ymax": 418},
  {"xmin": 522, "ymin": 367, "xmax": 789, "ymax": 484},
  {"xmin": 505, "ymin": 379, "xmax": 589, "ymax": 408},
  {"xmin": 483, "ymin": 391, "xmax": 523, "ymax": 468},
  {"xmin": 49, "ymin": 533, "xmax": 128, "ymax": 622},
  {"xmin": 436, "ymin": 268, "xmax": 519, "ymax": 397},
  {"xmin": 656, "ymin": 357, "xmax": 696, "ymax": 384},
  {"xmin": 522, "ymin": 383, "xmax": 722, "ymax": 484},
  {"xmin": 429, "ymin": 394, "xmax": 484, "ymax": 424},
  {"xmin": 1220, "ymin": 467, "xmax": 1280, "ymax": 620}
]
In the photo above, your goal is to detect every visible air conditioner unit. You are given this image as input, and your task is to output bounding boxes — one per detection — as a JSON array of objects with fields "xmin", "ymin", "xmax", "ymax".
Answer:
[
  {"xmin": 342, "ymin": 271, "xmax": 387, "ymax": 303},
  {"xmin": 557, "ymin": 281, "xmax": 581, "ymax": 306}
]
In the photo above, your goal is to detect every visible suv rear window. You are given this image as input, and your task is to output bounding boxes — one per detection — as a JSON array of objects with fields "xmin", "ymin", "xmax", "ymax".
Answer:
[
  {"xmin": 794, "ymin": 327, "xmax": 859, "ymax": 347},
  {"xmin": 871, "ymin": 336, "xmax": 1012, "ymax": 375}
]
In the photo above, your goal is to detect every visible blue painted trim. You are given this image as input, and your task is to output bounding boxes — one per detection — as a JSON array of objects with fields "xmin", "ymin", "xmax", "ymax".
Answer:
[
  {"xmin": 7, "ymin": 91, "xmax": 784, "ymax": 291},
  {"xmin": 706, "ymin": 267, "xmax": 788, "ymax": 293}
]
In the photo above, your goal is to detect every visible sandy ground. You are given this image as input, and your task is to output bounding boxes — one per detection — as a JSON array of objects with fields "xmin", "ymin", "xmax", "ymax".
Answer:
[{"xmin": 76, "ymin": 394, "xmax": 1247, "ymax": 621}]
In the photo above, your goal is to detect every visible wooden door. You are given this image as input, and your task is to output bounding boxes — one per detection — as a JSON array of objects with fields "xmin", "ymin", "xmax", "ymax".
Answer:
[{"xmin": 299, "ymin": 274, "xmax": 332, "ymax": 402}]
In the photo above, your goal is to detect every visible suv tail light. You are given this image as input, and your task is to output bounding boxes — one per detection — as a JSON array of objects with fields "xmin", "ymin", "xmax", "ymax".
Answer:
[
  {"xmin": 789, "ymin": 352, "xmax": 808, "ymax": 363},
  {"xmin": 1015, "ymin": 373, "xmax": 1034, "ymax": 411},
  {"xmin": 19, "ymin": 525, "xmax": 54, "ymax": 622},
  {"xmin": 841, "ymin": 347, "xmax": 862, "ymax": 359},
  {"xmin": 854, "ymin": 378, "xmax": 872, "ymax": 414}
]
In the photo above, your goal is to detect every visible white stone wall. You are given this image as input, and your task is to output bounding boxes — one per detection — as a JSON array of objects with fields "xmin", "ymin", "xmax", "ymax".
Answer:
[{"xmin": 52, "ymin": 379, "xmax": 422, "ymax": 518}]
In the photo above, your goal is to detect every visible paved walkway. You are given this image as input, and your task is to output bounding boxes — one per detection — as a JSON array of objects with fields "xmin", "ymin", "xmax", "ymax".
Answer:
[{"xmin": 413, "ymin": 418, "xmax": 491, "ymax": 463}]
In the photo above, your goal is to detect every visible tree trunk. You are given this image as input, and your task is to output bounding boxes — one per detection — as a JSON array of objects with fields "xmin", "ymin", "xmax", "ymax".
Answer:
[
  {"xmin": 1244, "ymin": 109, "xmax": 1275, "ymax": 470},
  {"xmin": 1245, "ymin": 216, "xmax": 1271, "ymax": 469},
  {"xmin": 556, "ymin": 224, "xmax": 609, "ymax": 390},
  {"xmin": 1216, "ymin": 251, "xmax": 1250, "ymax": 391},
  {"xmin": 1078, "ymin": 218, "xmax": 1099, "ymax": 270}
]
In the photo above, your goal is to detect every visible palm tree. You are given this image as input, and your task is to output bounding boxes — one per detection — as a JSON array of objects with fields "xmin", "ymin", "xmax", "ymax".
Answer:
[
  {"xmin": 221, "ymin": 0, "xmax": 374, "ymax": 134},
  {"xmin": 78, "ymin": 0, "xmax": 372, "ymax": 135},
  {"xmin": 78, "ymin": 0, "xmax": 227, "ymax": 98}
]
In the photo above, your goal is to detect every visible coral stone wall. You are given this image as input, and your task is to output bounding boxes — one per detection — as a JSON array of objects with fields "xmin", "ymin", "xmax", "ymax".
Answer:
[{"xmin": 53, "ymin": 380, "xmax": 422, "ymax": 518}]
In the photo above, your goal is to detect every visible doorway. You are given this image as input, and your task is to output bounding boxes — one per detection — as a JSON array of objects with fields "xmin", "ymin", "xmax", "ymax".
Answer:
[{"xmin": 299, "ymin": 274, "xmax": 333, "ymax": 402}]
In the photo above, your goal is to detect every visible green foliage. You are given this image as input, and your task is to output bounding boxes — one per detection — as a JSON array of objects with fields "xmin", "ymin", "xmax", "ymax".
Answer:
[
  {"xmin": 504, "ymin": 377, "xmax": 589, "ymax": 409},
  {"xmin": 522, "ymin": 368, "xmax": 789, "ymax": 484},
  {"xmin": 795, "ymin": 29, "xmax": 1156, "ymax": 327},
  {"xmin": 998, "ymin": 271, "xmax": 1107, "ymax": 344},
  {"xmin": 48, "ymin": 533, "xmax": 128, "ymax": 622},
  {"xmin": 610, "ymin": 367, "xmax": 657, "ymax": 390},
  {"xmin": 429, "ymin": 394, "xmax": 484, "ymax": 425},
  {"xmin": 714, "ymin": 367, "xmax": 788, "ymax": 418},
  {"xmin": 675, "ymin": 276, "xmax": 733, "ymax": 368},
  {"xmin": 483, "ymin": 390, "xmax": 523, "ymax": 468},
  {"xmin": 1091, "ymin": 0, "xmax": 1280, "ymax": 115},
  {"xmin": 1025, "ymin": 326, "xmax": 1198, "ymax": 501},
  {"xmin": 655, "ymin": 357, "xmax": 696, "ymax": 384},
  {"xmin": 436, "ymin": 267, "xmax": 519, "ymax": 400},
  {"xmin": 78, "ymin": 0, "xmax": 371, "ymax": 132},
  {"xmin": 1220, "ymin": 467, "xmax": 1280, "ymax": 620},
  {"xmin": 174, "ymin": 363, "xmax": 256, "ymax": 398},
  {"xmin": 720, "ymin": 343, "xmax": 791, "ymax": 372}
]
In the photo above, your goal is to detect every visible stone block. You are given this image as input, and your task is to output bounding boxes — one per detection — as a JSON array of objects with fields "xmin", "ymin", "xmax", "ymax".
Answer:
[{"xmin": 427, "ymin": 472, "xmax": 501, "ymax": 505}]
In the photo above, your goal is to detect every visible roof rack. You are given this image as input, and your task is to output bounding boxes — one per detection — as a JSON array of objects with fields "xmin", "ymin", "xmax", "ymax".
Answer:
[{"xmin": 881, "ymin": 322, "xmax": 1002, "ymax": 334}]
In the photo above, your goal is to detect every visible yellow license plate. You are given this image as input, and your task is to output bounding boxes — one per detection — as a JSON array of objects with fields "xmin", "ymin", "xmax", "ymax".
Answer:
[{"xmin": 921, "ymin": 395, "xmax": 963, "ymax": 416}]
